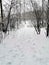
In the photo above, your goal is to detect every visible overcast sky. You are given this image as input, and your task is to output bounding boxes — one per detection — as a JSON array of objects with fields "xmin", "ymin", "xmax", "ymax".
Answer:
[
  {"xmin": 36, "ymin": 0, "xmax": 42, "ymax": 6},
  {"xmin": 3, "ymin": 0, "xmax": 42, "ymax": 5},
  {"xmin": 2, "ymin": 0, "xmax": 48, "ymax": 13},
  {"xmin": 3, "ymin": 0, "xmax": 48, "ymax": 6}
]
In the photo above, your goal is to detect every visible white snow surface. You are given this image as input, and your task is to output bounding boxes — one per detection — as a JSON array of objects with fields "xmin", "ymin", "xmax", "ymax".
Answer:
[{"xmin": 0, "ymin": 27, "xmax": 49, "ymax": 65}]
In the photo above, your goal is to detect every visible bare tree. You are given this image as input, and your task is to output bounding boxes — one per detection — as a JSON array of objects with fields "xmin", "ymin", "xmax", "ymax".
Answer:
[
  {"xmin": 46, "ymin": 0, "xmax": 49, "ymax": 36},
  {"xmin": 3, "ymin": 0, "xmax": 22, "ymax": 31},
  {"xmin": 0, "ymin": 0, "xmax": 3, "ymax": 23},
  {"xmin": 2, "ymin": 0, "xmax": 16, "ymax": 33},
  {"xmin": 30, "ymin": 0, "xmax": 42, "ymax": 34},
  {"xmin": 0, "ymin": 0, "xmax": 3, "ymax": 43},
  {"xmin": 0, "ymin": 0, "xmax": 3, "ymax": 31}
]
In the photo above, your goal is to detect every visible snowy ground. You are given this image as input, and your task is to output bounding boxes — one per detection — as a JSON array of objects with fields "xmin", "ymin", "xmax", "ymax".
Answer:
[{"xmin": 0, "ymin": 25, "xmax": 49, "ymax": 65}]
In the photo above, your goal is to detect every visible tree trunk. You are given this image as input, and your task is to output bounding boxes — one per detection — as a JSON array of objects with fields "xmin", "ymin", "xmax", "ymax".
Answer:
[
  {"xmin": 6, "ymin": 7, "xmax": 12, "ymax": 32},
  {"xmin": 0, "ymin": 0, "xmax": 3, "ymax": 22},
  {"xmin": 46, "ymin": 0, "xmax": 49, "ymax": 36},
  {"xmin": 0, "ymin": 0, "xmax": 4, "ymax": 31},
  {"xmin": 46, "ymin": 24, "xmax": 49, "ymax": 36},
  {"xmin": 3, "ymin": 6, "xmax": 12, "ymax": 33}
]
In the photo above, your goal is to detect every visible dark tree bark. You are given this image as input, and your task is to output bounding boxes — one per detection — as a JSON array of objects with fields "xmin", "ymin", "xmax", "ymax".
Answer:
[
  {"xmin": 33, "ymin": 9, "xmax": 41, "ymax": 34},
  {"xmin": 0, "ymin": 0, "xmax": 3, "ymax": 22},
  {"xmin": 30, "ymin": 0, "xmax": 42, "ymax": 34},
  {"xmin": 0, "ymin": 0, "xmax": 4, "ymax": 32},
  {"xmin": 46, "ymin": 24, "xmax": 49, "ymax": 36},
  {"xmin": 2, "ymin": 1, "xmax": 12, "ymax": 33},
  {"xmin": 46, "ymin": 0, "xmax": 49, "ymax": 36}
]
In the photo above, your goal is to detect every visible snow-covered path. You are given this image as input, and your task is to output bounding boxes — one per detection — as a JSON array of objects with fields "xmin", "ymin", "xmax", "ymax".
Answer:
[{"xmin": 0, "ymin": 27, "xmax": 49, "ymax": 65}]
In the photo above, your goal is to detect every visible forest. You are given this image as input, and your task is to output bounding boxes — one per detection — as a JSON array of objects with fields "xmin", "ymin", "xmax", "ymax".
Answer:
[{"xmin": 0, "ymin": 0, "xmax": 49, "ymax": 42}]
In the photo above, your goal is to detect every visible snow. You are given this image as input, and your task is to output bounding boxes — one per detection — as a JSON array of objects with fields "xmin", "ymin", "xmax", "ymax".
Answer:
[{"xmin": 0, "ymin": 26, "xmax": 49, "ymax": 65}]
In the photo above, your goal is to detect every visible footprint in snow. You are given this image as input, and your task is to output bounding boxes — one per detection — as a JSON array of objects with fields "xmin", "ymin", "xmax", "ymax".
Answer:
[{"xmin": 7, "ymin": 62, "xmax": 12, "ymax": 65}]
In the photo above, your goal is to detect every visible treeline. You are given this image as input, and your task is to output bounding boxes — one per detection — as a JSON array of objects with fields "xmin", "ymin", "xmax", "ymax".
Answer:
[
  {"xmin": 0, "ymin": 0, "xmax": 49, "ymax": 37},
  {"xmin": 30, "ymin": 0, "xmax": 49, "ymax": 36}
]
